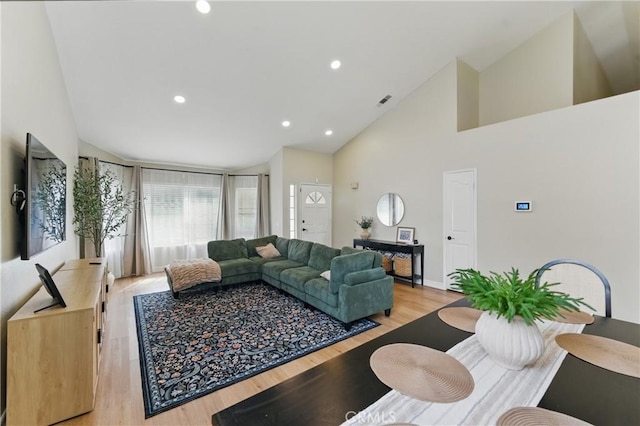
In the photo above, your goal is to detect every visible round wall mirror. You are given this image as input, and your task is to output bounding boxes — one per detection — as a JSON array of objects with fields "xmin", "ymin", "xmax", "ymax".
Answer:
[{"xmin": 377, "ymin": 193, "xmax": 405, "ymax": 226}]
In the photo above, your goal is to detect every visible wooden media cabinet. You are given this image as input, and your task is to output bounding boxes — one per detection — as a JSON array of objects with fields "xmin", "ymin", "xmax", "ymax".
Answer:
[{"xmin": 7, "ymin": 258, "xmax": 108, "ymax": 425}]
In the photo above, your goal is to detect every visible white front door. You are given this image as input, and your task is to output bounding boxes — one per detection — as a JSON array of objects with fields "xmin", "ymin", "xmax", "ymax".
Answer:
[
  {"xmin": 298, "ymin": 184, "xmax": 332, "ymax": 246},
  {"xmin": 443, "ymin": 169, "xmax": 477, "ymax": 290}
]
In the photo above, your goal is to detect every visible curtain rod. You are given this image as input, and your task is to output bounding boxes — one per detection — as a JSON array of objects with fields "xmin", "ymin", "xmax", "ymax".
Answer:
[
  {"xmin": 78, "ymin": 156, "xmax": 268, "ymax": 177},
  {"xmin": 78, "ymin": 156, "xmax": 133, "ymax": 168},
  {"xmin": 140, "ymin": 166, "xmax": 268, "ymax": 177},
  {"xmin": 140, "ymin": 165, "xmax": 222, "ymax": 176}
]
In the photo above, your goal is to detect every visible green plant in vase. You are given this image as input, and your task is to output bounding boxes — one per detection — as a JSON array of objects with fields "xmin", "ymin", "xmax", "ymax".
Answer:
[
  {"xmin": 356, "ymin": 216, "xmax": 374, "ymax": 239},
  {"xmin": 448, "ymin": 268, "xmax": 592, "ymax": 370},
  {"xmin": 73, "ymin": 166, "xmax": 134, "ymax": 257},
  {"xmin": 448, "ymin": 268, "xmax": 592, "ymax": 326}
]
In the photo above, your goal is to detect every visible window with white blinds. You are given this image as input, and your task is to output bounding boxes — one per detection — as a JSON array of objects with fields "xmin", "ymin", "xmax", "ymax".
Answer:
[
  {"xmin": 142, "ymin": 169, "xmax": 222, "ymax": 270},
  {"xmin": 230, "ymin": 175, "xmax": 258, "ymax": 240}
]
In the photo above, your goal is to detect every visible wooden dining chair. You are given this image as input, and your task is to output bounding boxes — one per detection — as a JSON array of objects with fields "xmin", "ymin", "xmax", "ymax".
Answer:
[{"xmin": 536, "ymin": 259, "xmax": 612, "ymax": 317}]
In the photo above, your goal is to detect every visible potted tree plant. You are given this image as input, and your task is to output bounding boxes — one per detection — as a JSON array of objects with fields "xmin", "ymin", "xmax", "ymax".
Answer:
[
  {"xmin": 356, "ymin": 216, "xmax": 374, "ymax": 240},
  {"xmin": 448, "ymin": 268, "xmax": 592, "ymax": 370},
  {"xmin": 72, "ymin": 166, "xmax": 134, "ymax": 258}
]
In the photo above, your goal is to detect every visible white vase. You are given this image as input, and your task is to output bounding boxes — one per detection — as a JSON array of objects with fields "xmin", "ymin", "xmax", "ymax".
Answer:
[
  {"xmin": 360, "ymin": 229, "xmax": 371, "ymax": 240},
  {"xmin": 107, "ymin": 270, "xmax": 115, "ymax": 286},
  {"xmin": 475, "ymin": 311, "xmax": 544, "ymax": 370}
]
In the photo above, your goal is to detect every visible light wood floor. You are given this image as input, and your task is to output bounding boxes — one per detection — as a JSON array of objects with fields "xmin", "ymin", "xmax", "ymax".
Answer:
[{"xmin": 61, "ymin": 274, "xmax": 462, "ymax": 426}]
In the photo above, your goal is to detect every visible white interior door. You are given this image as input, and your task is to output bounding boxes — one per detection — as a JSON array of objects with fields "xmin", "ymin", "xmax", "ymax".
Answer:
[
  {"xmin": 298, "ymin": 184, "xmax": 332, "ymax": 246},
  {"xmin": 443, "ymin": 169, "xmax": 477, "ymax": 290}
]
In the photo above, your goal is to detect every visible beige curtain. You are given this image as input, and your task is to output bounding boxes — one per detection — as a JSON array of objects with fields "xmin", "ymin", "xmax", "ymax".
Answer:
[
  {"xmin": 217, "ymin": 173, "xmax": 231, "ymax": 240},
  {"xmin": 101, "ymin": 161, "xmax": 132, "ymax": 277},
  {"xmin": 123, "ymin": 166, "xmax": 152, "ymax": 276},
  {"xmin": 256, "ymin": 173, "xmax": 270, "ymax": 236}
]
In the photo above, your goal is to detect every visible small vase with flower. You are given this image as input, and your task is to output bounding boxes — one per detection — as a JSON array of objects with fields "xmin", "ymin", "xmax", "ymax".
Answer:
[{"xmin": 356, "ymin": 216, "xmax": 374, "ymax": 240}]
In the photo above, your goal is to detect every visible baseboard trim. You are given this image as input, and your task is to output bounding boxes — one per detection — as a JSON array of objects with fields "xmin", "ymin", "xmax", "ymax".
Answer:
[{"xmin": 423, "ymin": 279, "xmax": 445, "ymax": 290}]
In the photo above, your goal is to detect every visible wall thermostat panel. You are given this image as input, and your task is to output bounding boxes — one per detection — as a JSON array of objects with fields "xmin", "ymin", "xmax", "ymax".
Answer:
[{"xmin": 515, "ymin": 201, "xmax": 532, "ymax": 212}]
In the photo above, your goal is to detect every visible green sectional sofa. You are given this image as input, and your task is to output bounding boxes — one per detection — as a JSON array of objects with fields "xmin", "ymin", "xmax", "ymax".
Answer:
[{"xmin": 166, "ymin": 235, "xmax": 394, "ymax": 327}]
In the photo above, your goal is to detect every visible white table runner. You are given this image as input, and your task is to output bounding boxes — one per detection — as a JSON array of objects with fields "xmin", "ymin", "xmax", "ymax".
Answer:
[{"xmin": 343, "ymin": 320, "xmax": 585, "ymax": 426}]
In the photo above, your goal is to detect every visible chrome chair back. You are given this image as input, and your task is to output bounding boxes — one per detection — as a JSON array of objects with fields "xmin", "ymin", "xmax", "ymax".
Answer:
[{"xmin": 536, "ymin": 259, "xmax": 611, "ymax": 317}]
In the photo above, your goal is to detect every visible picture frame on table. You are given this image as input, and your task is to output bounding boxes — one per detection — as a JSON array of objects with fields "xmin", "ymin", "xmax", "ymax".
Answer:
[{"xmin": 396, "ymin": 227, "xmax": 415, "ymax": 244}]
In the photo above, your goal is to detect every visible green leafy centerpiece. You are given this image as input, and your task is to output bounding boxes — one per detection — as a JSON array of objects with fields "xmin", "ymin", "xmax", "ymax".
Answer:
[
  {"xmin": 448, "ymin": 268, "xmax": 591, "ymax": 370},
  {"xmin": 449, "ymin": 268, "xmax": 590, "ymax": 326}
]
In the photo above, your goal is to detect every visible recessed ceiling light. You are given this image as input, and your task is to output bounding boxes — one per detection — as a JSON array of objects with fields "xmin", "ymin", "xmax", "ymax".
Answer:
[
  {"xmin": 282, "ymin": 121, "xmax": 291, "ymax": 127},
  {"xmin": 330, "ymin": 60, "xmax": 341, "ymax": 70},
  {"xmin": 325, "ymin": 130, "xmax": 333, "ymax": 136},
  {"xmin": 196, "ymin": 0, "xmax": 211, "ymax": 14},
  {"xmin": 174, "ymin": 95, "xmax": 186, "ymax": 104}
]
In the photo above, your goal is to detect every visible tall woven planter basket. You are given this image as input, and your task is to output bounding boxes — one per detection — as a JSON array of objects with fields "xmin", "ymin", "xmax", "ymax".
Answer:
[
  {"xmin": 381, "ymin": 255, "xmax": 393, "ymax": 272},
  {"xmin": 394, "ymin": 257, "xmax": 412, "ymax": 277}
]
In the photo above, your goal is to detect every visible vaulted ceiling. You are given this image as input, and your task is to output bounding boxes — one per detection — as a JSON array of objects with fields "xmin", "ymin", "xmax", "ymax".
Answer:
[{"xmin": 45, "ymin": 1, "xmax": 639, "ymax": 170}]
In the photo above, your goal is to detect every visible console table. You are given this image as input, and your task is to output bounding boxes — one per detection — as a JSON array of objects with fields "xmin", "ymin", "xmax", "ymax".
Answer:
[
  {"xmin": 7, "ymin": 258, "xmax": 108, "ymax": 425},
  {"xmin": 353, "ymin": 239, "xmax": 424, "ymax": 287}
]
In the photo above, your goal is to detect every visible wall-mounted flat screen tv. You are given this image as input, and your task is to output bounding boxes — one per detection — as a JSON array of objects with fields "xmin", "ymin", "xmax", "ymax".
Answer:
[{"xmin": 21, "ymin": 133, "xmax": 67, "ymax": 260}]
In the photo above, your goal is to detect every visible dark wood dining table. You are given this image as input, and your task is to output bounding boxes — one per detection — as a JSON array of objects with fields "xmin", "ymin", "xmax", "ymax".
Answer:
[{"xmin": 212, "ymin": 299, "xmax": 640, "ymax": 425}]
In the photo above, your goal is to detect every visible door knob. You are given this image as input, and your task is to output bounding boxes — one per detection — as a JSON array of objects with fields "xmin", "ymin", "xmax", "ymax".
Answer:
[
  {"xmin": 302, "ymin": 228, "xmax": 308, "ymax": 231},
  {"xmin": 447, "ymin": 236, "xmax": 454, "ymax": 240}
]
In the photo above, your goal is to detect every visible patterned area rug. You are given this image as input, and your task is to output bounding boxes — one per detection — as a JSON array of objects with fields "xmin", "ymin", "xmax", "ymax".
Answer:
[{"xmin": 134, "ymin": 282, "xmax": 379, "ymax": 417}]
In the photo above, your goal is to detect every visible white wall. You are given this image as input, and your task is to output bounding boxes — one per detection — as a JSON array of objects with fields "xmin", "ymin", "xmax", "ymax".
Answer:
[
  {"xmin": 233, "ymin": 163, "xmax": 270, "ymax": 174},
  {"xmin": 269, "ymin": 149, "xmax": 284, "ymax": 236},
  {"xmin": 573, "ymin": 13, "xmax": 613, "ymax": 104},
  {"xmin": 460, "ymin": 93, "xmax": 638, "ymax": 325},
  {"xmin": 1, "ymin": 2, "xmax": 80, "ymax": 412},
  {"xmin": 456, "ymin": 60, "xmax": 479, "ymax": 132},
  {"xmin": 271, "ymin": 147, "xmax": 333, "ymax": 239},
  {"xmin": 79, "ymin": 140, "xmax": 130, "ymax": 164},
  {"xmin": 334, "ymin": 61, "xmax": 458, "ymax": 251},
  {"xmin": 283, "ymin": 147, "xmax": 333, "ymax": 188},
  {"xmin": 479, "ymin": 11, "xmax": 574, "ymax": 126},
  {"xmin": 333, "ymin": 57, "xmax": 639, "ymax": 323}
]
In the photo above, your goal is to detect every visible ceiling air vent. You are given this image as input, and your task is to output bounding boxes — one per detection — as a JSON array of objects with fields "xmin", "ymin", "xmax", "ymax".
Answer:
[{"xmin": 377, "ymin": 95, "xmax": 392, "ymax": 107}]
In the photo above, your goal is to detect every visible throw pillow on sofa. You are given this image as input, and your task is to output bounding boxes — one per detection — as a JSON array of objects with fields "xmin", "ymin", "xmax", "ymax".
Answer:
[
  {"xmin": 256, "ymin": 243, "xmax": 281, "ymax": 259},
  {"xmin": 246, "ymin": 235, "xmax": 278, "ymax": 257},
  {"xmin": 207, "ymin": 238, "xmax": 248, "ymax": 261}
]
